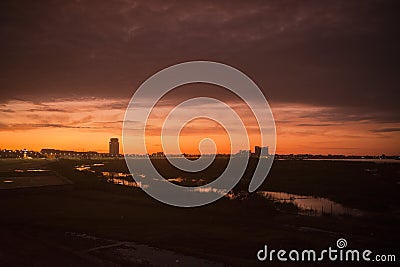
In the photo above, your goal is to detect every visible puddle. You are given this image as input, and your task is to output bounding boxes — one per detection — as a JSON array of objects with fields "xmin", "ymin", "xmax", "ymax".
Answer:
[
  {"xmin": 74, "ymin": 163, "xmax": 105, "ymax": 172},
  {"xmin": 258, "ymin": 191, "xmax": 364, "ymax": 216},
  {"xmin": 101, "ymin": 171, "xmax": 131, "ymax": 178},
  {"xmin": 13, "ymin": 169, "xmax": 49, "ymax": 172},
  {"xmin": 101, "ymin": 172, "xmax": 148, "ymax": 189},
  {"xmin": 106, "ymin": 177, "xmax": 141, "ymax": 188},
  {"xmin": 167, "ymin": 177, "xmax": 184, "ymax": 183},
  {"xmin": 75, "ymin": 166, "xmax": 93, "ymax": 172}
]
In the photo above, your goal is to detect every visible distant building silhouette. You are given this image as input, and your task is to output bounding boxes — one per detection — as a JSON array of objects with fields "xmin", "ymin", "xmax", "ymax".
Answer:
[
  {"xmin": 150, "ymin": 151, "xmax": 165, "ymax": 158},
  {"xmin": 109, "ymin": 138, "xmax": 119, "ymax": 155},
  {"xmin": 41, "ymin": 148, "xmax": 99, "ymax": 159},
  {"xmin": 0, "ymin": 149, "xmax": 43, "ymax": 159},
  {"xmin": 236, "ymin": 150, "xmax": 251, "ymax": 157},
  {"xmin": 255, "ymin": 146, "xmax": 269, "ymax": 157}
]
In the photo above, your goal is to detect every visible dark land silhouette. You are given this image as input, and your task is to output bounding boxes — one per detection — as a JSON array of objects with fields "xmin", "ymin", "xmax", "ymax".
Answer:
[{"xmin": 0, "ymin": 158, "xmax": 399, "ymax": 266}]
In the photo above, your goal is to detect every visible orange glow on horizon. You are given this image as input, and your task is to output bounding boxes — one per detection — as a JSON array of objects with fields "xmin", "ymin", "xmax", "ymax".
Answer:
[{"xmin": 0, "ymin": 99, "xmax": 399, "ymax": 155}]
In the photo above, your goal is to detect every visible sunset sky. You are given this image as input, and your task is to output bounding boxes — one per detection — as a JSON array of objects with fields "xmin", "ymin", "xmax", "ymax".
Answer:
[{"xmin": 1, "ymin": 0, "xmax": 399, "ymax": 155}]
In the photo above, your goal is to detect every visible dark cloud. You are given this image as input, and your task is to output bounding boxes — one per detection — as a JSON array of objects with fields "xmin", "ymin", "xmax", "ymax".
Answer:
[
  {"xmin": 0, "ymin": 123, "xmax": 88, "ymax": 130},
  {"xmin": 296, "ymin": 123, "xmax": 336, "ymax": 127},
  {"xmin": 296, "ymin": 106, "xmax": 400, "ymax": 124},
  {"xmin": 102, "ymin": 101, "xmax": 130, "ymax": 110},
  {"xmin": 32, "ymin": 123, "xmax": 91, "ymax": 129},
  {"xmin": 28, "ymin": 108, "xmax": 67, "ymax": 112},
  {"xmin": 0, "ymin": 108, "xmax": 15, "ymax": 113},
  {"xmin": 0, "ymin": 122, "xmax": 112, "ymax": 131},
  {"xmin": 371, "ymin": 127, "xmax": 400, "ymax": 133},
  {"xmin": 0, "ymin": 0, "xmax": 399, "ymax": 122}
]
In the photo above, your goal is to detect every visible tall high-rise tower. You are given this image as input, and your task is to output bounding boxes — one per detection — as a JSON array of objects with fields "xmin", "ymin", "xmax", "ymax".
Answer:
[
  {"xmin": 255, "ymin": 146, "xmax": 269, "ymax": 157},
  {"xmin": 109, "ymin": 138, "xmax": 119, "ymax": 155}
]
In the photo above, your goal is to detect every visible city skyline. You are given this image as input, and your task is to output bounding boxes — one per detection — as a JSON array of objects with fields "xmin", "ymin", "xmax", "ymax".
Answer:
[
  {"xmin": 1, "ymin": 142, "xmax": 398, "ymax": 158},
  {"xmin": 1, "ymin": 97, "xmax": 399, "ymax": 155}
]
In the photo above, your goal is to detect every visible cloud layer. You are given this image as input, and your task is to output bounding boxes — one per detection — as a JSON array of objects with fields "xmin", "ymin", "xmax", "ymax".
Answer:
[
  {"xmin": 0, "ymin": 1, "xmax": 399, "ymax": 154},
  {"xmin": 1, "ymin": 1, "xmax": 399, "ymax": 111}
]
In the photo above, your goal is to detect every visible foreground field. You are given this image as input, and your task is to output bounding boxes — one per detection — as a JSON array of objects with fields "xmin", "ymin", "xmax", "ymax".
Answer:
[{"xmin": 0, "ymin": 158, "xmax": 398, "ymax": 266}]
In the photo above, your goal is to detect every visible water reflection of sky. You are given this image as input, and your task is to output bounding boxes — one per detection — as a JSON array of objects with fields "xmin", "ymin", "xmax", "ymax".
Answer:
[
  {"xmin": 258, "ymin": 191, "xmax": 364, "ymax": 217},
  {"xmin": 74, "ymin": 163, "xmax": 365, "ymax": 217}
]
